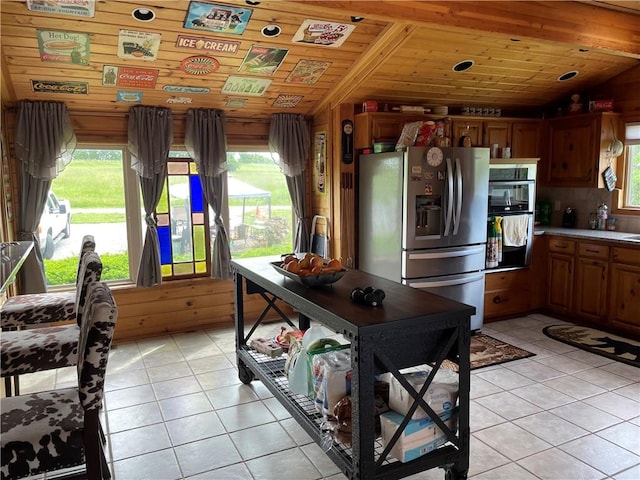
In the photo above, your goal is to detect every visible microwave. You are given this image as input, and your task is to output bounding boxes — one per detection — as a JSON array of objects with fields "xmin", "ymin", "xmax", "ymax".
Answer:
[{"xmin": 488, "ymin": 163, "xmax": 537, "ymax": 215}]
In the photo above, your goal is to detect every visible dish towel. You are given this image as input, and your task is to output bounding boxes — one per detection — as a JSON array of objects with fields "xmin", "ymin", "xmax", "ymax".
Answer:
[{"xmin": 502, "ymin": 215, "xmax": 529, "ymax": 247}]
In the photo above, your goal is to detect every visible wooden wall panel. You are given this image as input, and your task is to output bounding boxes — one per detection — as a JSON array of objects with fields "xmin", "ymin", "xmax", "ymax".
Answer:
[
  {"xmin": 111, "ymin": 278, "xmax": 295, "ymax": 342},
  {"xmin": 588, "ymin": 64, "xmax": 640, "ymax": 122}
]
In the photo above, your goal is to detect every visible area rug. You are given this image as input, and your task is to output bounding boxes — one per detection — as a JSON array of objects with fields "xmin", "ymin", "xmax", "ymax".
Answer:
[
  {"xmin": 543, "ymin": 325, "xmax": 640, "ymax": 368},
  {"xmin": 468, "ymin": 334, "xmax": 536, "ymax": 370}
]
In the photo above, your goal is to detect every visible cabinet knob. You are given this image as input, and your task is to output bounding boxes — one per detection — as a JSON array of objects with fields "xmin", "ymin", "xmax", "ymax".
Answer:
[{"xmin": 493, "ymin": 295, "xmax": 502, "ymax": 304}]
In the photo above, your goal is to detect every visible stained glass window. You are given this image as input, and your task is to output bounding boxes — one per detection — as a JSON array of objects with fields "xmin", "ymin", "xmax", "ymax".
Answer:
[{"xmin": 158, "ymin": 156, "xmax": 209, "ymax": 279}]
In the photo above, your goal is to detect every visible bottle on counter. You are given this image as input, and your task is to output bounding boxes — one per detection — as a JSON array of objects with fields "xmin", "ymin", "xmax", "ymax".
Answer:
[
  {"xmin": 597, "ymin": 202, "xmax": 608, "ymax": 230},
  {"xmin": 494, "ymin": 216, "xmax": 503, "ymax": 263},
  {"xmin": 486, "ymin": 217, "xmax": 499, "ymax": 269}
]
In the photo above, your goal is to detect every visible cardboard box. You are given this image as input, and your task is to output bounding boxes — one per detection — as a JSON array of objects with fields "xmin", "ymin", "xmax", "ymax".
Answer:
[
  {"xmin": 380, "ymin": 409, "xmax": 456, "ymax": 463},
  {"xmin": 388, "ymin": 368, "xmax": 458, "ymax": 420}
]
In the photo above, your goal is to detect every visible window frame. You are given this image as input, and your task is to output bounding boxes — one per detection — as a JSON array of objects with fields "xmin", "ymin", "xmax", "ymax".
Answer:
[
  {"xmin": 612, "ymin": 123, "xmax": 640, "ymax": 216},
  {"xmin": 44, "ymin": 145, "xmax": 143, "ymax": 289}
]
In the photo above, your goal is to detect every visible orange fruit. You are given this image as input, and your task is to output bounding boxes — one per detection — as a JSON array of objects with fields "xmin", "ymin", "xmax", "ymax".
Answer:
[{"xmin": 328, "ymin": 258, "xmax": 342, "ymax": 270}]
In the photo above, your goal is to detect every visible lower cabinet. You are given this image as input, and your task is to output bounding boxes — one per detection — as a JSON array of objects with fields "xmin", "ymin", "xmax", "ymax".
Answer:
[
  {"xmin": 609, "ymin": 247, "xmax": 640, "ymax": 336},
  {"xmin": 544, "ymin": 236, "xmax": 640, "ymax": 337},
  {"xmin": 484, "ymin": 269, "xmax": 531, "ymax": 319},
  {"xmin": 547, "ymin": 238, "xmax": 575, "ymax": 315},
  {"xmin": 574, "ymin": 243, "xmax": 609, "ymax": 322}
]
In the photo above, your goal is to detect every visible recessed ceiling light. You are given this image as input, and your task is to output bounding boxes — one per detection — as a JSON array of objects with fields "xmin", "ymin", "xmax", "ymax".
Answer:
[
  {"xmin": 558, "ymin": 70, "xmax": 579, "ymax": 81},
  {"xmin": 510, "ymin": 38, "xmax": 521, "ymax": 42},
  {"xmin": 246, "ymin": 1, "xmax": 261, "ymax": 5},
  {"xmin": 132, "ymin": 8, "xmax": 155, "ymax": 22},
  {"xmin": 351, "ymin": 16, "xmax": 364, "ymax": 22},
  {"xmin": 579, "ymin": 48, "xmax": 589, "ymax": 52},
  {"xmin": 452, "ymin": 60, "xmax": 474, "ymax": 72},
  {"xmin": 261, "ymin": 24, "xmax": 281, "ymax": 37}
]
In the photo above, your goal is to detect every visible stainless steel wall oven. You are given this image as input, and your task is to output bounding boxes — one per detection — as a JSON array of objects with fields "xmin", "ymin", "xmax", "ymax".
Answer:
[{"xmin": 487, "ymin": 161, "xmax": 537, "ymax": 270}]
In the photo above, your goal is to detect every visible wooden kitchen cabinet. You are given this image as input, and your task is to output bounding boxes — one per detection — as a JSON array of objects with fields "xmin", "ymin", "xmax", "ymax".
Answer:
[
  {"xmin": 484, "ymin": 268, "xmax": 531, "ymax": 319},
  {"xmin": 609, "ymin": 247, "xmax": 640, "ymax": 336},
  {"xmin": 452, "ymin": 120, "xmax": 483, "ymax": 147},
  {"xmin": 547, "ymin": 237, "xmax": 575, "ymax": 315},
  {"xmin": 574, "ymin": 242, "xmax": 609, "ymax": 322},
  {"xmin": 483, "ymin": 121, "xmax": 511, "ymax": 150},
  {"xmin": 511, "ymin": 121, "xmax": 542, "ymax": 158},
  {"xmin": 354, "ymin": 112, "xmax": 430, "ymax": 149},
  {"xmin": 541, "ymin": 112, "xmax": 622, "ymax": 188}
]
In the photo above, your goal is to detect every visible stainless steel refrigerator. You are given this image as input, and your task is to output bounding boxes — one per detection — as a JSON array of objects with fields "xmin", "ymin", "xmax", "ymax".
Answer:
[{"xmin": 358, "ymin": 146, "xmax": 489, "ymax": 331}]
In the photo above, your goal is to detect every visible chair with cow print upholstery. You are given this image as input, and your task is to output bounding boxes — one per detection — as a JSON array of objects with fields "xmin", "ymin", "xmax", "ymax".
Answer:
[
  {"xmin": 1, "ymin": 235, "xmax": 96, "ymax": 330},
  {"xmin": 1, "ymin": 251, "xmax": 103, "ymax": 395},
  {"xmin": 1, "ymin": 281, "xmax": 117, "ymax": 480}
]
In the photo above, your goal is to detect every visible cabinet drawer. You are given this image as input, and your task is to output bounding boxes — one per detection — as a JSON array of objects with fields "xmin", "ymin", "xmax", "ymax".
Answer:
[
  {"xmin": 548, "ymin": 238, "xmax": 575, "ymax": 254},
  {"xmin": 612, "ymin": 246, "xmax": 640, "ymax": 266},
  {"xmin": 485, "ymin": 269, "xmax": 530, "ymax": 291},
  {"xmin": 578, "ymin": 242, "xmax": 609, "ymax": 259},
  {"xmin": 484, "ymin": 289, "xmax": 530, "ymax": 318}
]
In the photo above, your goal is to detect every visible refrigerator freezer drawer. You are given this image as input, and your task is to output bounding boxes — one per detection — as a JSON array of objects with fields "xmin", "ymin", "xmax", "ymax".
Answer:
[
  {"xmin": 404, "ymin": 272, "xmax": 485, "ymax": 331},
  {"xmin": 403, "ymin": 245, "xmax": 485, "ymax": 278}
]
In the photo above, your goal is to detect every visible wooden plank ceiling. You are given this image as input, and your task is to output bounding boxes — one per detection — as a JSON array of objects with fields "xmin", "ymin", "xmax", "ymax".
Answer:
[{"xmin": 1, "ymin": 0, "xmax": 639, "ymax": 120}]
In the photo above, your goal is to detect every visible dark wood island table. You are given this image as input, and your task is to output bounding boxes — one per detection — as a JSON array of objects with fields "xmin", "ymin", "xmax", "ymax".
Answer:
[{"xmin": 232, "ymin": 257, "xmax": 473, "ymax": 480}]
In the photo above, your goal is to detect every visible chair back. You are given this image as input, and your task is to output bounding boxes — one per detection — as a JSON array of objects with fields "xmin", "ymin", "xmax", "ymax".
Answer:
[
  {"xmin": 77, "ymin": 281, "xmax": 117, "ymax": 411},
  {"xmin": 75, "ymin": 251, "xmax": 102, "ymax": 326},
  {"xmin": 74, "ymin": 235, "xmax": 96, "ymax": 283}
]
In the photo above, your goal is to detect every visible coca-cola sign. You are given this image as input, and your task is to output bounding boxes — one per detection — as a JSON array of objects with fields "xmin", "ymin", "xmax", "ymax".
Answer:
[
  {"xmin": 31, "ymin": 79, "xmax": 88, "ymax": 94},
  {"xmin": 102, "ymin": 65, "xmax": 159, "ymax": 89}
]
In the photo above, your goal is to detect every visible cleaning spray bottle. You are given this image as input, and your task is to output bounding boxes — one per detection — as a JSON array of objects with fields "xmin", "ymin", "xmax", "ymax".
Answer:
[{"xmin": 495, "ymin": 216, "xmax": 503, "ymax": 264}]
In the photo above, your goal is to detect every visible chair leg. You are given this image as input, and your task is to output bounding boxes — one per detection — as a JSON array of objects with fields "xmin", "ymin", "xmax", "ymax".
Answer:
[
  {"xmin": 4, "ymin": 376, "xmax": 12, "ymax": 397},
  {"xmin": 84, "ymin": 410, "xmax": 107, "ymax": 480}
]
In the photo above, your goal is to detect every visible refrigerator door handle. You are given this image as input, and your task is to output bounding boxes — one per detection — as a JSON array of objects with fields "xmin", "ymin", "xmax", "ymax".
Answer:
[
  {"xmin": 453, "ymin": 157, "xmax": 463, "ymax": 235},
  {"xmin": 444, "ymin": 157, "xmax": 454, "ymax": 235},
  {"xmin": 407, "ymin": 246, "xmax": 485, "ymax": 260},
  {"xmin": 408, "ymin": 272, "xmax": 485, "ymax": 288}
]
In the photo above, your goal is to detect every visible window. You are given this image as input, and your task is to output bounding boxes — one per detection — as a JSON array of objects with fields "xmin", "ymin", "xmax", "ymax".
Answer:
[
  {"xmin": 157, "ymin": 150, "xmax": 293, "ymax": 279},
  {"xmin": 42, "ymin": 148, "xmax": 142, "ymax": 287},
  {"xmin": 615, "ymin": 123, "xmax": 640, "ymax": 213}
]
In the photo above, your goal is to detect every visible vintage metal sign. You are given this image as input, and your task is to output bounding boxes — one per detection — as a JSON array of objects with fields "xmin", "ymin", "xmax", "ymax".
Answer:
[
  {"xmin": 184, "ymin": 2, "xmax": 252, "ymax": 35},
  {"xmin": 167, "ymin": 96, "xmax": 193, "ymax": 104},
  {"xmin": 37, "ymin": 30, "xmax": 90, "ymax": 65},
  {"xmin": 27, "ymin": 0, "xmax": 95, "ymax": 17},
  {"xmin": 102, "ymin": 65, "xmax": 158, "ymax": 89},
  {"xmin": 116, "ymin": 91, "xmax": 142, "ymax": 103},
  {"xmin": 163, "ymin": 85, "xmax": 210, "ymax": 94},
  {"xmin": 31, "ymin": 79, "xmax": 88, "ymax": 94},
  {"xmin": 118, "ymin": 30, "xmax": 161, "ymax": 61},
  {"xmin": 175, "ymin": 35, "xmax": 240, "ymax": 55},
  {"xmin": 221, "ymin": 76, "xmax": 271, "ymax": 96},
  {"xmin": 272, "ymin": 94, "xmax": 303, "ymax": 108},
  {"xmin": 226, "ymin": 98, "xmax": 247, "ymax": 108},
  {"xmin": 180, "ymin": 55, "xmax": 220, "ymax": 75},
  {"xmin": 292, "ymin": 19, "xmax": 355, "ymax": 48},
  {"xmin": 238, "ymin": 45, "xmax": 288, "ymax": 76},
  {"xmin": 286, "ymin": 59, "xmax": 331, "ymax": 84}
]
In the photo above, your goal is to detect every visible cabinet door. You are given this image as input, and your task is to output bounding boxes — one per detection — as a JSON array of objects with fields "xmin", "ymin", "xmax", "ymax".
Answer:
[
  {"xmin": 574, "ymin": 257, "xmax": 608, "ymax": 323},
  {"xmin": 512, "ymin": 121, "xmax": 541, "ymax": 158},
  {"xmin": 547, "ymin": 253, "xmax": 573, "ymax": 314},
  {"xmin": 372, "ymin": 115, "xmax": 404, "ymax": 144},
  {"xmin": 483, "ymin": 121, "xmax": 511, "ymax": 150},
  {"xmin": 609, "ymin": 262, "xmax": 640, "ymax": 336},
  {"xmin": 546, "ymin": 116, "xmax": 599, "ymax": 185},
  {"xmin": 453, "ymin": 121, "xmax": 482, "ymax": 146}
]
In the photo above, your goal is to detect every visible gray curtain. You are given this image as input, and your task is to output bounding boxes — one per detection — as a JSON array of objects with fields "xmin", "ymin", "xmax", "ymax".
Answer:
[
  {"xmin": 14, "ymin": 100, "xmax": 76, "ymax": 293},
  {"xmin": 268, "ymin": 113, "xmax": 311, "ymax": 253},
  {"xmin": 184, "ymin": 108, "xmax": 231, "ymax": 279},
  {"xmin": 128, "ymin": 106, "xmax": 173, "ymax": 287}
]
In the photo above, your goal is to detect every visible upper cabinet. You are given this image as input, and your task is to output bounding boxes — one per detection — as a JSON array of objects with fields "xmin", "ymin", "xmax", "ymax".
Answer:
[
  {"xmin": 355, "ymin": 112, "xmax": 541, "ymax": 157},
  {"xmin": 540, "ymin": 112, "xmax": 622, "ymax": 188}
]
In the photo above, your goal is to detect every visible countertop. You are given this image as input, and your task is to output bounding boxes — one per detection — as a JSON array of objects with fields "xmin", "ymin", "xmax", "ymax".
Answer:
[{"xmin": 534, "ymin": 226, "xmax": 640, "ymax": 245}]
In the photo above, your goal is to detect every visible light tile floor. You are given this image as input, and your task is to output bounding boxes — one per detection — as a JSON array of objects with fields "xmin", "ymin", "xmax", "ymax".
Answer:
[{"xmin": 16, "ymin": 313, "xmax": 640, "ymax": 480}]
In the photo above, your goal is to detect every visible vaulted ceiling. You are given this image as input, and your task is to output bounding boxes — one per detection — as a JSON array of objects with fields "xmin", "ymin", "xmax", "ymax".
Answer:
[{"xmin": 1, "ymin": 0, "xmax": 639, "ymax": 119}]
